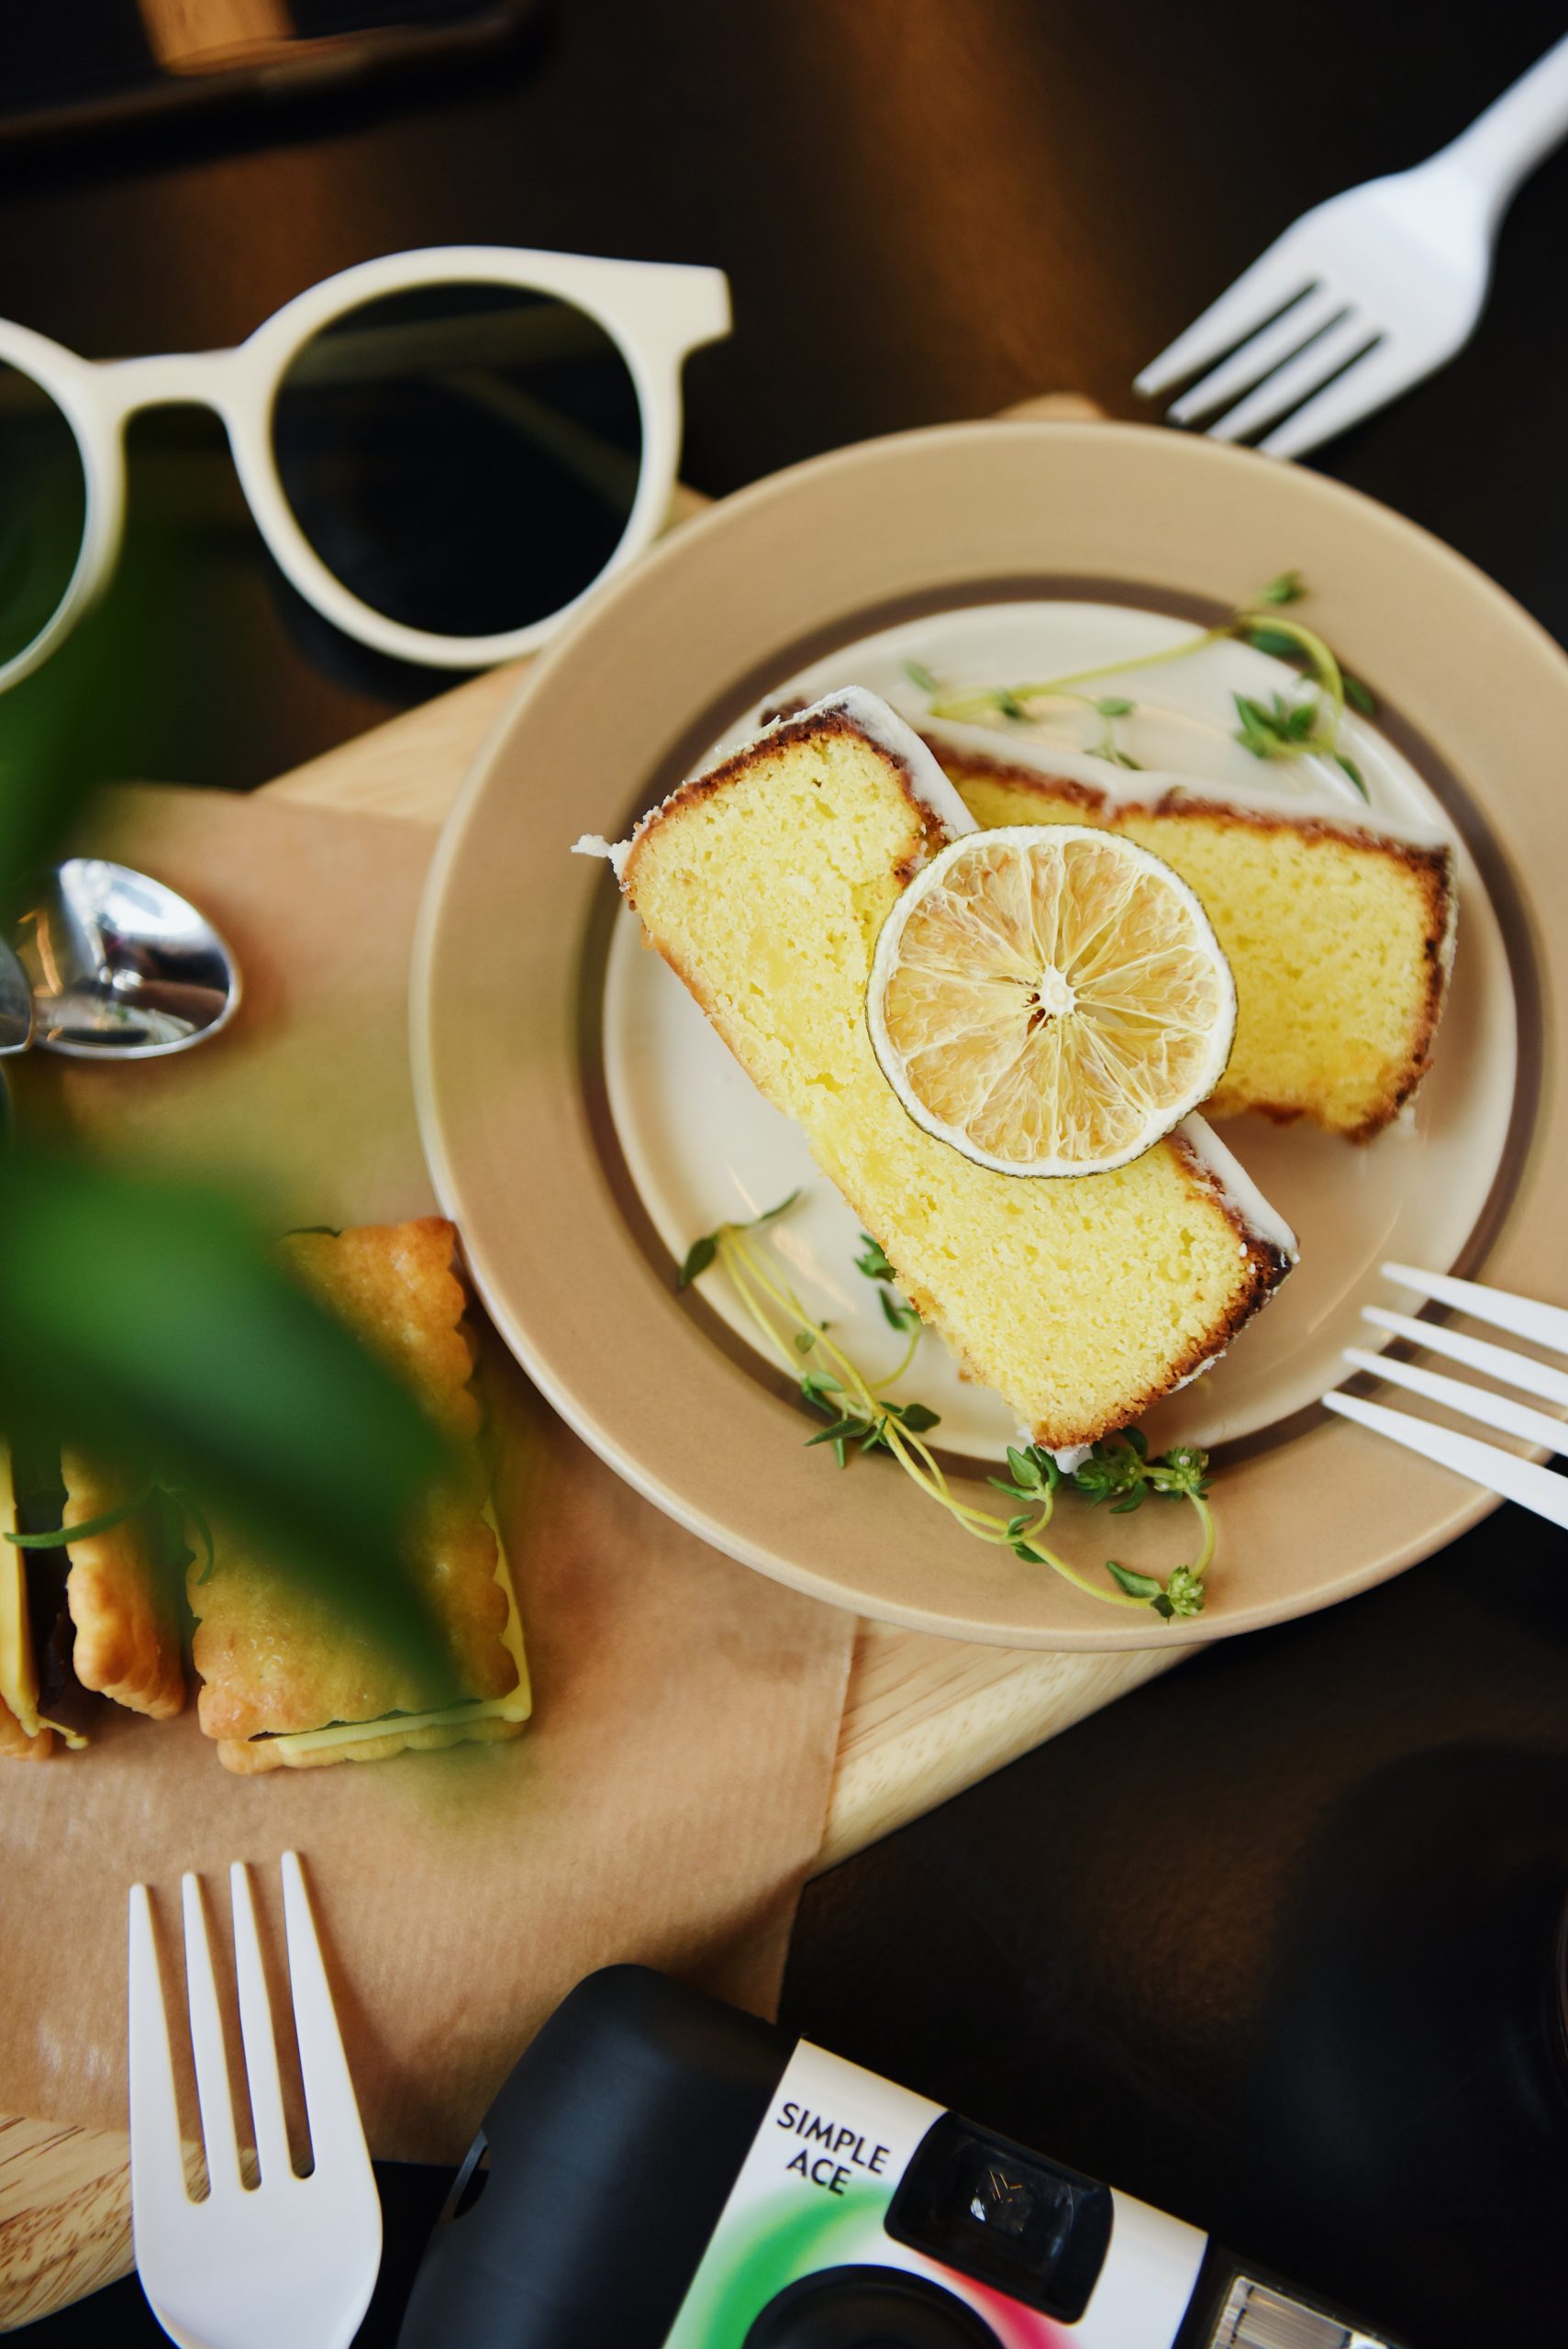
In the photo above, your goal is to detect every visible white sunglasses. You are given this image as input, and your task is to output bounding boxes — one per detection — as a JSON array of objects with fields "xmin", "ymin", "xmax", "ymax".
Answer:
[{"xmin": 0, "ymin": 244, "xmax": 730, "ymax": 686}]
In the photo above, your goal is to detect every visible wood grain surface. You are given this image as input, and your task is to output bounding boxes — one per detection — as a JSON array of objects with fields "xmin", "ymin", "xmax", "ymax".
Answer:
[{"xmin": 0, "ymin": 396, "xmax": 1179, "ymax": 2329}]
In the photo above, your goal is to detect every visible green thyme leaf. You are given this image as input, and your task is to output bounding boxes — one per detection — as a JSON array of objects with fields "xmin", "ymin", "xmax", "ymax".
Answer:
[
  {"xmin": 746, "ymin": 1190, "xmax": 801, "ymax": 1228},
  {"xmin": 903, "ymin": 660, "xmax": 939, "ymax": 695},
  {"xmin": 1105, "ymin": 1558, "xmax": 1162, "ymax": 1599},
  {"xmin": 678, "ymin": 1233, "xmax": 717, "ymax": 1287},
  {"xmin": 854, "ymin": 1232, "xmax": 897, "ymax": 1283},
  {"xmin": 897, "ymin": 1403, "xmax": 941, "ymax": 1433},
  {"xmin": 1233, "ymin": 691, "xmax": 1320, "ymax": 761},
  {"xmin": 1006, "ymin": 1444, "xmax": 1043, "ymax": 1493},
  {"xmin": 1335, "ymin": 752, "xmax": 1369, "ymax": 798},
  {"xmin": 878, "ymin": 1286, "xmax": 920, "ymax": 1334},
  {"xmin": 1256, "ymin": 570, "xmax": 1306, "ymax": 606},
  {"xmin": 1095, "ymin": 696, "xmax": 1135, "ymax": 717},
  {"xmin": 806, "ymin": 1416, "xmax": 866, "ymax": 1449},
  {"xmin": 1342, "ymin": 674, "xmax": 1375, "ymax": 715},
  {"xmin": 1242, "ymin": 625, "xmax": 1304, "ymax": 660}
]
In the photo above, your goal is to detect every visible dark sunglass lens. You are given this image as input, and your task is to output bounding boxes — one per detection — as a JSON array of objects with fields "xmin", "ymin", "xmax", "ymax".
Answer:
[
  {"xmin": 271, "ymin": 283, "xmax": 645, "ymax": 641},
  {"xmin": 0, "ymin": 363, "xmax": 86, "ymax": 669}
]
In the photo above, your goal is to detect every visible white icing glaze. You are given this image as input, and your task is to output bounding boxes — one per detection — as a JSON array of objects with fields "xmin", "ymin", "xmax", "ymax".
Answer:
[
  {"xmin": 918, "ymin": 717, "xmax": 1453, "ymax": 852},
  {"xmin": 809, "ymin": 687, "xmax": 978, "ymax": 837},
  {"xmin": 571, "ymin": 831, "xmax": 629, "ymax": 877},
  {"xmin": 1177, "ymin": 1113, "xmax": 1300, "ymax": 1265}
]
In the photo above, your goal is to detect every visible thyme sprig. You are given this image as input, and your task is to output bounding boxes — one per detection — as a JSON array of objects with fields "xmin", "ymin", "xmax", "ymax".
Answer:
[
  {"xmin": 908, "ymin": 572, "xmax": 1372, "ymax": 799},
  {"xmin": 680, "ymin": 1199, "xmax": 1212, "ymax": 1620},
  {"xmin": 5, "ymin": 1475, "xmax": 216, "ymax": 1583}
]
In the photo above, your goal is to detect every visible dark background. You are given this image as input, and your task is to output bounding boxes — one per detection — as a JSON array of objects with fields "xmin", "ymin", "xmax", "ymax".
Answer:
[{"xmin": 10, "ymin": 4, "xmax": 1568, "ymax": 2343}]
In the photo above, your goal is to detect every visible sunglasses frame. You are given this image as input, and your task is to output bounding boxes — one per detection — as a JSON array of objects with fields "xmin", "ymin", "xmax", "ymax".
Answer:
[{"xmin": 0, "ymin": 244, "xmax": 731, "ymax": 687}]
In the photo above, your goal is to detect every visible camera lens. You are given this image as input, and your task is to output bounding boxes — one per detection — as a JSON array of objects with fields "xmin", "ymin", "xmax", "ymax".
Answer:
[{"xmin": 742, "ymin": 2265, "xmax": 1003, "ymax": 2349}]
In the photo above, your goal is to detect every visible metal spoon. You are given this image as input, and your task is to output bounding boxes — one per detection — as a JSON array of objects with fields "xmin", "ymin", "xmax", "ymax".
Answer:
[
  {"xmin": 0, "ymin": 939, "xmax": 32, "ymax": 1055},
  {"xmin": 12, "ymin": 859, "xmax": 240, "ymax": 1059}
]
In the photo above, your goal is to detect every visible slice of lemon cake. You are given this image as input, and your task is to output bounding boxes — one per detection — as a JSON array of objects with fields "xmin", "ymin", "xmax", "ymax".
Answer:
[
  {"xmin": 923, "ymin": 721, "xmax": 1456, "ymax": 1141},
  {"xmin": 580, "ymin": 689, "xmax": 1296, "ymax": 1453}
]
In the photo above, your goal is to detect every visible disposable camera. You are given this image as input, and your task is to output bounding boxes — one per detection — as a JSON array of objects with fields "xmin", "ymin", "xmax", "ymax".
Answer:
[{"xmin": 398, "ymin": 1966, "xmax": 1407, "ymax": 2349}]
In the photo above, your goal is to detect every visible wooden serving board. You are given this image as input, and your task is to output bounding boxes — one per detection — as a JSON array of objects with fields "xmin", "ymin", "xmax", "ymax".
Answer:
[{"xmin": 0, "ymin": 396, "xmax": 1181, "ymax": 2329}]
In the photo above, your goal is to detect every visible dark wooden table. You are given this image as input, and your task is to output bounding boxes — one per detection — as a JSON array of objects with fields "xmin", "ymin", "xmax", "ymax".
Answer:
[{"xmin": 8, "ymin": 5, "xmax": 1567, "ymax": 2343}]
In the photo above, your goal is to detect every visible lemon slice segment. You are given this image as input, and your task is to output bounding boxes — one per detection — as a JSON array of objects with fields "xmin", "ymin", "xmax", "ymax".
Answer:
[{"xmin": 867, "ymin": 824, "xmax": 1236, "ymax": 1176}]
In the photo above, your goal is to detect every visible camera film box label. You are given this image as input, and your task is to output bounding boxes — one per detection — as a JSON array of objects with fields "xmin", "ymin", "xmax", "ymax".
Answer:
[{"xmin": 664, "ymin": 2040, "xmax": 1207, "ymax": 2345}]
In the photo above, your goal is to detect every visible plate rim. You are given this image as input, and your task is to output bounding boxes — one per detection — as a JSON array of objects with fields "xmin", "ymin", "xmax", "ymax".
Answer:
[{"xmin": 412, "ymin": 417, "xmax": 1567, "ymax": 1649}]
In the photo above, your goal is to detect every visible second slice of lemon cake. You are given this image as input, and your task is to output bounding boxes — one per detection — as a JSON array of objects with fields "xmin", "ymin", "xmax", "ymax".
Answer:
[
  {"xmin": 583, "ymin": 689, "xmax": 1296, "ymax": 1453},
  {"xmin": 923, "ymin": 722, "xmax": 1456, "ymax": 1141}
]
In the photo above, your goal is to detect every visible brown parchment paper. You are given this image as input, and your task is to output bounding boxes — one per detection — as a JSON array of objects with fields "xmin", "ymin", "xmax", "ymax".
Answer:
[{"xmin": 0, "ymin": 785, "xmax": 855, "ymax": 2161}]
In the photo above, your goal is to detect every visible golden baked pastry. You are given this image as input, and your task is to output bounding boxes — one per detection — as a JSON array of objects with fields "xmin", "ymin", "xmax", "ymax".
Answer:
[
  {"xmin": 190, "ymin": 1218, "xmax": 530, "ymax": 1772},
  {"xmin": 61, "ymin": 1452, "xmax": 185, "ymax": 1720}
]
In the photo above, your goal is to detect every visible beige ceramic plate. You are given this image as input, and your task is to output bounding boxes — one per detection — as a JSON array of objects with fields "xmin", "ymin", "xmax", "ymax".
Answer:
[{"xmin": 413, "ymin": 420, "xmax": 1565, "ymax": 1650}]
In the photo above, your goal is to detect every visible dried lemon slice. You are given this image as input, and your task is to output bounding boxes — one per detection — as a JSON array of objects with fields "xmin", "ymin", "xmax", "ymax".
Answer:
[{"xmin": 867, "ymin": 824, "xmax": 1236, "ymax": 1176}]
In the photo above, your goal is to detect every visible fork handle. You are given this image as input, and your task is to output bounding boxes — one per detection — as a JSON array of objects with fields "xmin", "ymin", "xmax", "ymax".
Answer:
[{"xmin": 1435, "ymin": 32, "xmax": 1568, "ymax": 217}]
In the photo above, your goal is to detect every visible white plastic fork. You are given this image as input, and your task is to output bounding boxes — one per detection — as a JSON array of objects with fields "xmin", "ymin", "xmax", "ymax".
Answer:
[
  {"xmin": 1325, "ymin": 1261, "xmax": 1568, "ymax": 1531},
  {"xmin": 128, "ymin": 1854, "xmax": 382, "ymax": 2349},
  {"xmin": 1136, "ymin": 34, "xmax": 1568, "ymax": 458}
]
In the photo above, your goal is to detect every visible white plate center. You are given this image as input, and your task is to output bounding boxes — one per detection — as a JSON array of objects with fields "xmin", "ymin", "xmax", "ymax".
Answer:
[{"xmin": 603, "ymin": 599, "xmax": 1517, "ymax": 1463}]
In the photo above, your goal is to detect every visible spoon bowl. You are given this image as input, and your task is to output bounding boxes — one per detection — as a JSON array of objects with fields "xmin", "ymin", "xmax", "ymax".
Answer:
[
  {"xmin": 17, "ymin": 859, "xmax": 240, "ymax": 1058},
  {"xmin": 0, "ymin": 939, "xmax": 34, "ymax": 1055}
]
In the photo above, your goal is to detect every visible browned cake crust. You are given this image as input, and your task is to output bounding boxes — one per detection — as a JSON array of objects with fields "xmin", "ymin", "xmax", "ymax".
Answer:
[
  {"xmin": 191, "ymin": 1219, "xmax": 517, "ymax": 1755},
  {"xmin": 62, "ymin": 1452, "xmax": 186, "ymax": 1720},
  {"xmin": 623, "ymin": 702, "xmax": 952, "ymax": 908}
]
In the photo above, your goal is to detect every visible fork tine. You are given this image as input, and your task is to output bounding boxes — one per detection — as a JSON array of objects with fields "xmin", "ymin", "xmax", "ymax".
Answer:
[
  {"xmin": 1258, "ymin": 342, "xmax": 1412, "ymax": 459},
  {"xmin": 1166, "ymin": 285, "xmax": 1342, "ymax": 423},
  {"xmin": 1382, "ymin": 1261, "xmax": 1568, "ymax": 1355},
  {"xmin": 182, "ymin": 1871, "xmax": 242, "ymax": 2197},
  {"xmin": 128, "ymin": 1885, "xmax": 187, "ymax": 2213},
  {"xmin": 1205, "ymin": 313, "xmax": 1377, "ymax": 443},
  {"xmin": 230, "ymin": 1861, "xmax": 294, "ymax": 2186},
  {"xmin": 1134, "ymin": 243, "xmax": 1315, "ymax": 397},
  {"xmin": 280, "ymin": 1852, "xmax": 372, "ymax": 2174},
  {"xmin": 1344, "ymin": 1346, "xmax": 1567, "ymax": 1455},
  {"xmin": 1324, "ymin": 1393, "xmax": 1568, "ymax": 1530},
  {"xmin": 1362, "ymin": 1305, "xmax": 1568, "ymax": 1407}
]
